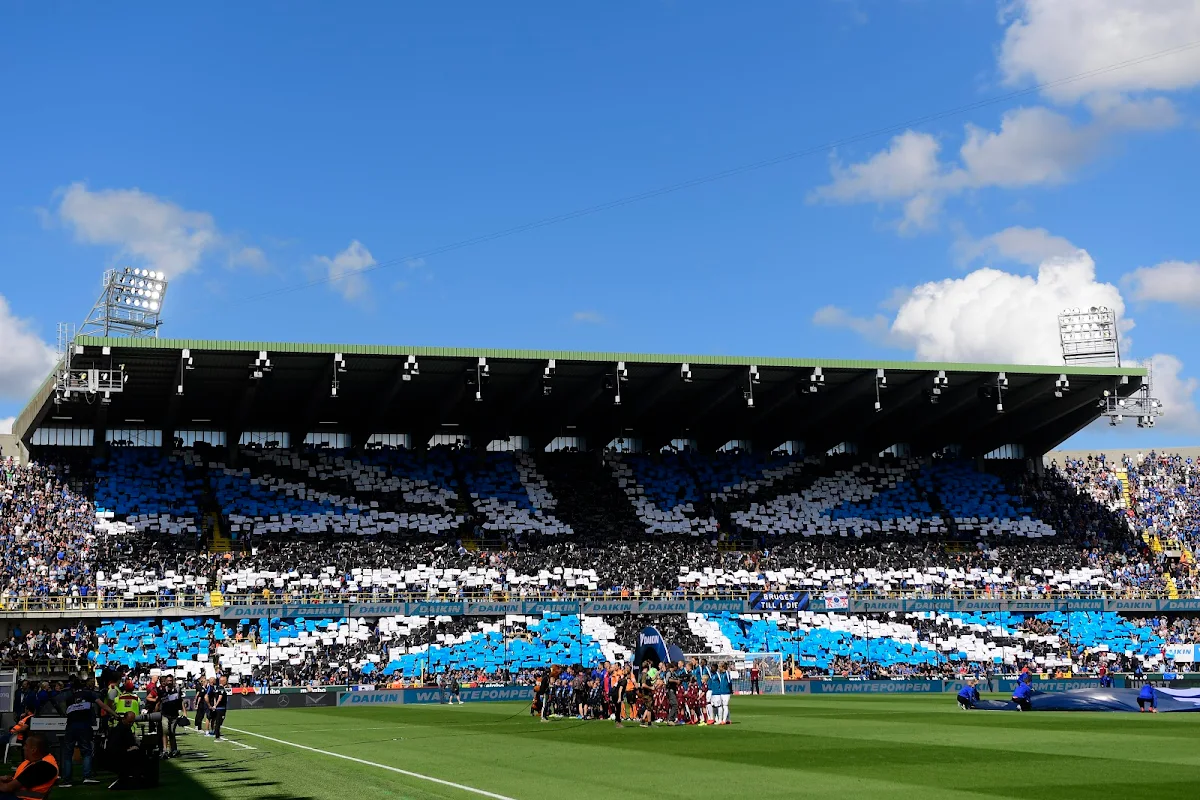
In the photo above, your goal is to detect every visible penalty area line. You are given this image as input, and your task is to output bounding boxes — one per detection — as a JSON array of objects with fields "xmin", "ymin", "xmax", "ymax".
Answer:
[{"xmin": 224, "ymin": 726, "xmax": 517, "ymax": 800}]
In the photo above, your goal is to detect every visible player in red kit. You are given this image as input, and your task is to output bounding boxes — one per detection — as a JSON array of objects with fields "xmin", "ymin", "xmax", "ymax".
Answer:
[{"xmin": 750, "ymin": 664, "xmax": 762, "ymax": 695}]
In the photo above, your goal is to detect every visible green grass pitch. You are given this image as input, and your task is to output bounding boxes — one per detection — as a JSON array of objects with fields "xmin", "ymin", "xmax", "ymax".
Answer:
[{"xmin": 52, "ymin": 695, "xmax": 1200, "ymax": 799}]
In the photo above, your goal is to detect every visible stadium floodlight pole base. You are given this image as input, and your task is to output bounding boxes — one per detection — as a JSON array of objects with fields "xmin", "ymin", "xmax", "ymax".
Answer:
[{"xmin": 683, "ymin": 652, "xmax": 785, "ymax": 695}]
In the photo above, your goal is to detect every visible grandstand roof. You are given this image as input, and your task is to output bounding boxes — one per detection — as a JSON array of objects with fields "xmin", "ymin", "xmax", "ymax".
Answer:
[{"xmin": 16, "ymin": 336, "xmax": 1147, "ymax": 457}]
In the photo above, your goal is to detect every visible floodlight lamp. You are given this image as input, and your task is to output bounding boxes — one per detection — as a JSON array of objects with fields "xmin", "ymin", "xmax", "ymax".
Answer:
[
  {"xmin": 996, "ymin": 402, "xmax": 1004, "ymax": 413},
  {"xmin": 176, "ymin": 384, "xmax": 184, "ymax": 396},
  {"xmin": 475, "ymin": 390, "xmax": 482, "ymax": 402},
  {"xmin": 874, "ymin": 400, "xmax": 881, "ymax": 411},
  {"xmin": 681, "ymin": 363, "xmax": 692, "ymax": 382},
  {"xmin": 613, "ymin": 394, "xmax": 621, "ymax": 406},
  {"xmin": 749, "ymin": 365, "xmax": 761, "ymax": 384},
  {"xmin": 331, "ymin": 385, "xmax": 338, "ymax": 398}
]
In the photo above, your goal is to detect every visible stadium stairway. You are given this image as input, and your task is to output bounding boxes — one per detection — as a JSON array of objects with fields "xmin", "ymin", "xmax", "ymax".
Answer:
[
  {"xmin": 1116, "ymin": 467, "xmax": 1132, "ymax": 508},
  {"xmin": 535, "ymin": 452, "xmax": 643, "ymax": 538}
]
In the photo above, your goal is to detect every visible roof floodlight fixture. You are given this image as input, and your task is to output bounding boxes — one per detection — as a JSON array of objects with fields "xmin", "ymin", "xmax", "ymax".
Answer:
[
  {"xmin": 78, "ymin": 267, "xmax": 170, "ymax": 339},
  {"xmin": 250, "ymin": 351, "xmax": 272, "ymax": 380},
  {"xmin": 472, "ymin": 357, "xmax": 490, "ymax": 402},
  {"xmin": 1054, "ymin": 374, "xmax": 1069, "ymax": 398},
  {"xmin": 1058, "ymin": 306, "xmax": 1120, "ymax": 367},
  {"xmin": 874, "ymin": 369, "xmax": 887, "ymax": 412},
  {"xmin": 609, "ymin": 361, "xmax": 629, "ymax": 405},
  {"xmin": 744, "ymin": 365, "xmax": 761, "ymax": 407},
  {"xmin": 402, "ymin": 354, "xmax": 419, "ymax": 381},
  {"xmin": 809, "ymin": 367, "xmax": 824, "ymax": 393},
  {"xmin": 331, "ymin": 353, "xmax": 347, "ymax": 398},
  {"xmin": 176, "ymin": 348, "xmax": 194, "ymax": 396},
  {"xmin": 542, "ymin": 359, "xmax": 555, "ymax": 396},
  {"xmin": 680, "ymin": 363, "xmax": 692, "ymax": 383},
  {"xmin": 995, "ymin": 373, "xmax": 1007, "ymax": 413}
]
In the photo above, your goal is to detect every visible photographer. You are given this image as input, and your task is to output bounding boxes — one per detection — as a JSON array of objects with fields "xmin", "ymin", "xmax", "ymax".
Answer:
[
  {"xmin": 159, "ymin": 676, "xmax": 183, "ymax": 758},
  {"xmin": 105, "ymin": 713, "xmax": 145, "ymax": 791}
]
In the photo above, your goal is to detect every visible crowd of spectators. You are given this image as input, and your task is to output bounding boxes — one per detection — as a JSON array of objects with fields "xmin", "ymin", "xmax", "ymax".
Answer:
[{"xmin": 0, "ymin": 447, "xmax": 1198, "ymax": 684}]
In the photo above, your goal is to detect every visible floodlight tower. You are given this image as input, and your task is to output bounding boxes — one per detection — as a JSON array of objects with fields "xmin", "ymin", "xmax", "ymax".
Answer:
[
  {"xmin": 53, "ymin": 268, "xmax": 170, "ymax": 406},
  {"xmin": 78, "ymin": 267, "xmax": 169, "ymax": 338},
  {"xmin": 1056, "ymin": 306, "xmax": 1161, "ymax": 427}
]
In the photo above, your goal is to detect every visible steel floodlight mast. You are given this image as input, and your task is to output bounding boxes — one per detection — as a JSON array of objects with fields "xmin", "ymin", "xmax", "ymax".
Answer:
[{"xmin": 78, "ymin": 267, "xmax": 169, "ymax": 338}]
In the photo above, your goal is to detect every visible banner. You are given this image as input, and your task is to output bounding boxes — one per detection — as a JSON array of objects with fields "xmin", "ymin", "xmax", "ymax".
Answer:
[
  {"xmin": 1166, "ymin": 644, "xmax": 1198, "ymax": 663},
  {"xmin": 823, "ymin": 592, "xmax": 849, "ymax": 611},
  {"xmin": 227, "ymin": 691, "xmax": 336, "ymax": 710},
  {"xmin": 335, "ymin": 686, "xmax": 533, "ymax": 707},
  {"xmin": 786, "ymin": 680, "xmax": 945, "ymax": 694},
  {"xmin": 749, "ymin": 592, "xmax": 810, "ymax": 612},
  {"xmin": 213, "ymin": 596, "xmax": 1196, "ymax": 619}
]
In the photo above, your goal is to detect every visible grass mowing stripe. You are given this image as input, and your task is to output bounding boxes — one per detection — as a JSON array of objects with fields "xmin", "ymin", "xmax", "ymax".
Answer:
[{"xmin": 223, "ymin": 725, "xmax": 517, "ymax": 800}]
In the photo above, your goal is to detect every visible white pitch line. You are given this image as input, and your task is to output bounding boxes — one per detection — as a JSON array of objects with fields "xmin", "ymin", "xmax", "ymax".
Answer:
[
  {"xmin": 224, "ymin": 726, "xmax": 517, "ymax": 800},
  {"xmin": 218, "ymin": 736, "xmax": 257, "ymax": 751}
]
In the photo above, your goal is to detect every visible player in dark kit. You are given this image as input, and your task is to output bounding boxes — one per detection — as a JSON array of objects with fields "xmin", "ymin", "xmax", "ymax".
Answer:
[{"xmin": 749, "ymin": 664, "xmax": 762, "ymax": 695}]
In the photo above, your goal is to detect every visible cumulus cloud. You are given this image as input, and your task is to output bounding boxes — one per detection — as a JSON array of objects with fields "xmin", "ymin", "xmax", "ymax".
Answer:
[
  {"xmin": 0, "ymin": 294, "xmax": 57, "ymax": 401},
  {"xmin": 812, "ymin": 305, "xmax": 894, "ymax": 345},
  {"xmin": 1124, "ymin": 260, "xmax": 1200, "ymax": 307},
  {"xmin": 57, "ymin": 183, "xmax": 221, "ymax": 278},
  {"xmin": 317, "ymin": 240, "xmax": 377, "ymax": 302},
  {"xmin": 819, "ymin": 250, "xmax": 1122, "ymax": 364},
  {"xmin": 572, "ymin": 310, "xmax": 605, "ymax": 324},
  {"xmin": 812, "ymin": 104, "xmax": 1168, "ymax": 229},
  {"xmin": 1000, "ymin": 0, "xmax": 1200, "ymax": 103},
  {"xmin": 955, "ymin": 226, "xmax": 1080, "ymax": 267},
  {"xmin": 0, "ymin": 417, "xmax": 13, "ymax": 435},
  {"xmin": 820, "ymin": 241, "xmax": 1200, "ymax": 431},
  {"xmin": 1146, "ymin": 353, "xmax": 1200, "ymax": 432},
  {"xmin": 814, "ymin": 1, "xmax": 1196, "ymax": 229}
]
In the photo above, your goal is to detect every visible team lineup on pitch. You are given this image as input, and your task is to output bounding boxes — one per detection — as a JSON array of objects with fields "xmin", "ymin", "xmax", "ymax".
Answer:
[{"xmin": 114, "ymin": 696, "xmax": 1200, "ymax": 800}]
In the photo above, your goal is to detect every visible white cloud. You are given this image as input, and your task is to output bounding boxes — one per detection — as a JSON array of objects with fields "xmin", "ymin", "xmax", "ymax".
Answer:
[
  {"xmin": 572, "ymin": 310, "xmax": 605, "ymax": 324},
  {"xmin": 890, "ymin": 252, "xmax": 1124, "ymax": 364},
  {"xmin": 821, "ymin": 249, "xmax": 1123, "ymax": 364},
  {"xmin": 317, "ymin": 240, "xmax": 377, "ymax": 301},
  {"xmin": 1000, "ymin": 0, "xmax": 1200, "ymax": 103},
  {"xmin": 814, "ymin": 1, "xmax": 1196, "ymax": 229},
  {"xmin": 57, "ymin": 183, "xmax": 220, "ymax": 278},
  {"xmin": 229, "ymin": 246, "xmax": 267, "ymax": 271},
  {"xmin": 812, "ymin": 104, "xmax": 1162, "ymax": 229},
  {"xmin": 821, "ymin": 242, "xmax": 1200, "ymax": 430},
  {"xmin": 1124, "ymin": 260, "xmax": 1200, "ymax": 307},
  {"xmin": 1146, "ymin": 353, "xmax": 1200, "ymax": 432},
  {"xmin": 957, "ymin": 107, "xmax": 1099, "ymax": 188},
  {"xmin": 0, "ymin": 294, "xmax": 57, "ymax": 402},
  {"xmin": 812, "ymin": 305, "xmax": 894, "ymax": 345},
  {"xmin": 0, "ymin": 417, "xmax": 14, "ymax": 435},
  {"xmin": 956, "ymin": 226, "xmax": 1079, "ymax": 267}
]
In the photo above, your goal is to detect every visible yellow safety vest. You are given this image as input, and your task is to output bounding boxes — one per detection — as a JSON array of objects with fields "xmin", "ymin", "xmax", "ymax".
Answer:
[{"xmin": 114, "ymin": 693, "xmax": 140, "ymax": 715}]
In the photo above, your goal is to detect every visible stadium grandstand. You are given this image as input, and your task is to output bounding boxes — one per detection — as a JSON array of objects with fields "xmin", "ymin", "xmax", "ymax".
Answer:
[{"xmin": 1, "ymin": 334, "xmax": 1197, "ymax": 694}]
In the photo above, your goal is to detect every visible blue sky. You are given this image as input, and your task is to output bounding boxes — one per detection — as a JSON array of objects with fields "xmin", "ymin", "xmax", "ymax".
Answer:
[{"xmin": 2, "ymin": 1, "xmax": 1199, "ymax": 450}]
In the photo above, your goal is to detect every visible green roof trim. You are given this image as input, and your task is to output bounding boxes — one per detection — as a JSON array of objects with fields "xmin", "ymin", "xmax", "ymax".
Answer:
[{"xmin": 70, "ymin": 335, "xmax": 1146, "ymax": 377}]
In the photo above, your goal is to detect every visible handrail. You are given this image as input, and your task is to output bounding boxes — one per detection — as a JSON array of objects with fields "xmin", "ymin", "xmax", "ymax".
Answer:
[{"xmin": 1, "ymin": 586, "xmax": 1197, "ymax": 613}]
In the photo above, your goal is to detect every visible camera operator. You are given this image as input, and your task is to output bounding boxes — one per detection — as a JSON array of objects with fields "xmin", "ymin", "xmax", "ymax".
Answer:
[
  {"xmin": 105, "ymin": 713, "xmax": 146, "ymax": 791},
  {"xmin": 59, "ymin": 677, "xmax": 113, "ymax": 788},
  {"xmin": 159, "ymin": 676, "xmax": 183, "ymax": 758}
]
